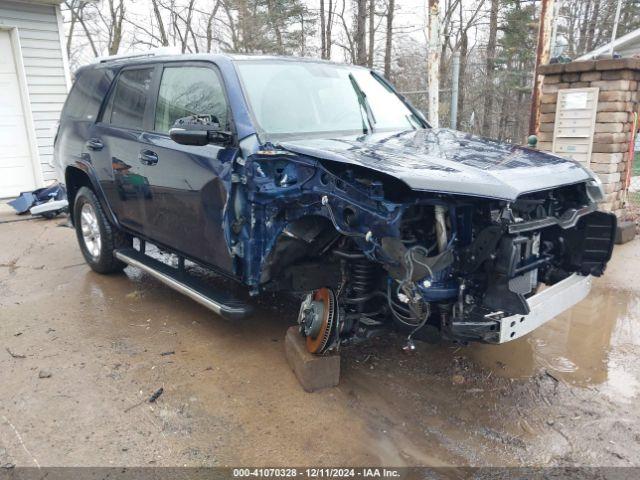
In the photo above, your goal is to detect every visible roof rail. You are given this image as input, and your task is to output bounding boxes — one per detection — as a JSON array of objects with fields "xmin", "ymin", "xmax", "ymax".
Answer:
[{"xmin": 95, "ymin": 47, "xmax": 182, "ymax": 64}]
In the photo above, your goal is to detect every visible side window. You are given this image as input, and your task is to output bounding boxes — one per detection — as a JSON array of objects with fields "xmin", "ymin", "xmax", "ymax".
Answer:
[
  {"xmin": 106, "ymin": 68, "xmax": 154, "ymax": 130},
  {"xmin": 63, "ymin": 67, "xmax": 113, "ymax": 122},
  {"xmin": 154, "ymin": 66, "xmax": 228, "ymax": 134}
]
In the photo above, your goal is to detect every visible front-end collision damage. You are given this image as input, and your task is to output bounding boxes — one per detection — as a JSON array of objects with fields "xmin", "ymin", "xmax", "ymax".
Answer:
[{"xmin": 222, "ymin": 142, "xmax": 616, "ymax": 353}]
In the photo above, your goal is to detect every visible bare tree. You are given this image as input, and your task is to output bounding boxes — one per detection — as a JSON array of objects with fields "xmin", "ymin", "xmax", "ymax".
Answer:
[
  {"xmin": 335, "ymin": 0, "xmax": 355, "ymax": 62},
  {"xmin": 152, "ymin": 0, "xmax": 170, "ymax": 46},
  {"xmin": 437, "ymin": 0, "xmax": 460, "ymax": 90},
  {"xmin": 326, "ymin": 0, "xmax": 334, "ymax": 58},
  {"xmin": 65, "ymin": 0, "xmax": 77, "ymax": 57},
  {"xmin": 105, "ymin": 0, "xmax": 126, "ymax": 55},
  {"xmin": 321, "ymin": 0, "xmax": 327, "ymax": 57},
  {"xmin": 205, "ymin": 1, "xmax": 222, "ymax": 52},
  {"xmin": 427, "ymin": 0, "xmax": 440, "ymax": 126},
  {"xmin": 367, "ymin": 0, "xmax": 375, "ymax": 67},
  {"xmin": 266, "ymin": 0, "xmax": 284, "ymax": 54},
  {"xmin": 384, "ymin": 0, "xmax": 394, "ymax": 78},
  {"xmin": 481, "ymin": 0, "xmax": 498, "ymax": 136},
  {"xmin": 64, "ymin": 0, "xmax": 99, "ymax": 57},
  {"xmin": 355, "ymin": 0, "xmax": 368, "ymax": 65},
  {"xmin": 59, "ymin": 0, "xmax": 640, "ymax": 143}
]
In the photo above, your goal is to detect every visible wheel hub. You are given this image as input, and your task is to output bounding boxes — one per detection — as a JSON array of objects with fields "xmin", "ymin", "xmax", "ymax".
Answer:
[
  {"xmin": 299, "ymin": 297, "xmax": 325, "ymax": 338},
  {"xmin": 297, "ymin": 287, "xmax": 338, "ymax": 354}
]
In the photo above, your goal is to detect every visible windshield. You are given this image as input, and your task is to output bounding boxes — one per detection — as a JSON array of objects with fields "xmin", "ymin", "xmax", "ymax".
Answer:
[{"xmin": 235, "ymin": 61, "xmax": 425, "ymax": 140}]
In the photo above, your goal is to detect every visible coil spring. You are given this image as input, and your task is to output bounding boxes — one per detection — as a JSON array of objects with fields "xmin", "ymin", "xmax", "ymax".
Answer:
[
  {"xmin": 345, "ymin": 258, "xmax": 379, "ymax": 313},
  {"xmin": 332, "ymin": 248, "xmax": 379, "ymax": 308},
  {"xmin": 351, "ymin": 259, "xmax": 376, "ymax": 296}
]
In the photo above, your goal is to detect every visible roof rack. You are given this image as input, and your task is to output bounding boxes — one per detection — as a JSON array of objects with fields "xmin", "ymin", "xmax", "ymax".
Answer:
[{"xmin": 96, "ymin": 47, "xmax": 182, "ymax": 64}]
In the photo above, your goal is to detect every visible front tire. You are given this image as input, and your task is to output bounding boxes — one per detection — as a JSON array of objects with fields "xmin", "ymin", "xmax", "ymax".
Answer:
[{"xmin": 74, "ymin": 186, "xmax": 131, "ymax": 273}]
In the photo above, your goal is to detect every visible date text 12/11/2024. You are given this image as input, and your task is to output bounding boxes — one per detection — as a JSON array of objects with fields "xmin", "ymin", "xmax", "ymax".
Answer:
[{"xmin": 232, "ymin": 468, "xmax": 401, "ymax": 478}]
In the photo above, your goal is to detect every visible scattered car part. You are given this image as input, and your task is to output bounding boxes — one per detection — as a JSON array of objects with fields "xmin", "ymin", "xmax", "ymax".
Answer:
[
  {"xmin": 30, "ymin": 199, "xmax": 69, "ymax": 219},
  {"xmin": 8, "ymin": 183, "xmax": 67, "ymax": 217}
]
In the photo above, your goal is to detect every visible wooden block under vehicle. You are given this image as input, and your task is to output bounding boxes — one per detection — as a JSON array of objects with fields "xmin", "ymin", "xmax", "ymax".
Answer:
[
  {"xmin": 615, "ymin": 221, "xmax": 636, "ymax": 245},
  {"xmin": 284, "ymin": 326, "xmax": 340, "ymax": 392}
]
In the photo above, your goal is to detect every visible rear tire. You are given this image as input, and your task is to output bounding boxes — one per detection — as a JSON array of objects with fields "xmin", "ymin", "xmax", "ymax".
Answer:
[{"xmin": 73, "ymin": 186, "xmax": 131, "ymax": 274}]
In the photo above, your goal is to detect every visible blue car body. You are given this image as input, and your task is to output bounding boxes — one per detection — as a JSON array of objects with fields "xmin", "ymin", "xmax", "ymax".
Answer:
[{"xmin": 55, "ymin": 54, "xmax": 616, "ymax": 350}]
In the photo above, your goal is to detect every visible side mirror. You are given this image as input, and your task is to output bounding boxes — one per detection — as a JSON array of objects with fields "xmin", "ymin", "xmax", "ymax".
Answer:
[
  {"xmin": 168, "ymin": 115, "xmax": 233, "ymax": 147},
  {"xmin": 169, "ymin": 128, "xmax": 209, "ymax": 146}
]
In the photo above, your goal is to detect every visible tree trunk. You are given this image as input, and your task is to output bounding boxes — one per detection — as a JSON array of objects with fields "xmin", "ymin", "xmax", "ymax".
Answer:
[
  {"xmin": 108, "ymin": 0, "xmax": 125, "ymax": 55},
  {"xmin": 267, "ymin": 0, "xmax": 284, "ymax": 54},
  {"xmin": 498, "ymin": 89, "xmax": 509, "ymax": 140},
  {"xmin": 223, "ymin": 1, "xmax": 240, "ymax": 52},
  {"xmin": 326, "ymin": 0, "xmax": 333, "ymax": 59},
  {"xmin": 66, "ymin": 1, "xmax": 98, "ymax": 57},
  {"xmin": 206, "ymin": 1, "xmax": 221, "ymax": 53},
  {"xmin": 457, "ymin": 30, "xmax": 467, "ymax": 128},
  {"xmin": 577, "ymin": 0, "xmax": 591, "ymax": 54},
  {"xmin": 438, "ymin": 9, "xmax": 451, "ymax": 90},
  {"xmin": 300, "ymin": 13, "xmax": 306, "ymax": 56},
  {"xmin": 355, "ymin": 0, "xmax": 367, "ymax": 65},
  {"xmin": 439, "ymin": 40, "xmax": 448, "ymax": 91},
  {"xmin": 64, "ymin": 1, "xmax": 77, "ymax": 58},
  {"xmin": 427, "ymin": 0, "xmax": 440, "ymax": 127},
  {"xmin": 384, "ymin": 0, "xmax": 394, "ymax": 78},
  {"xmin": 151, "ymin": 0, "xmax": 169, "ymax": 46},
  {"xmin": 181, "ymin": 0, "xmax": 196, "ymax": 53},
  {"xmin": 586, "ymin": 0, "xmax": 600, "ymax": 51},
  {"xmin": 481, "ymin": 0, "xmax": 499, "ymax": 137},
  {"xmin": 237, "ymin": 0, "xmax": 250, "ymax": 52},
  {"xmin": 320, "ymin": 0, "xmax": 327, "ymax": 58},
  {"xmin": 368, "ymin": 0, "xmax": 375, "ymax": 67}
]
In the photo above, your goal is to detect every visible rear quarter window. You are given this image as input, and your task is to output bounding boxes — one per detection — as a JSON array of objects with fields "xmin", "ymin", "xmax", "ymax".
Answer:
[
  {"xmin": 62, "ymin": 67, "xmax": 113, "ymax": 122},
  {"xmin": 104, "ymin": 68, "xmax": 154, "ymax": 130}
]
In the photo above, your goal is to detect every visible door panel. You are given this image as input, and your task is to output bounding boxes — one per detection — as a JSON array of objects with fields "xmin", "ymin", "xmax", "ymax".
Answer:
[
  {"xmin": 135, "ymin": 63, "xmax": 236, "ymax": 272},
  {"xmin": 93, "ymin": 124, "xmax": 152, "ymax": 233},
  {"xmin": 137, "ymin": 131, "xmax": 235, "ymax": 272},
  {"xmin": 90, "ymin": 66, "xmax": 155, "ymax": 231}
]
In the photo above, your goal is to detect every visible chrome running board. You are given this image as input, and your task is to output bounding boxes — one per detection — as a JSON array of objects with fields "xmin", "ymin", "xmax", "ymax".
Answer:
[{"xmin": 114, "ymin": 248, "xmax": 252, "ymax": 320}]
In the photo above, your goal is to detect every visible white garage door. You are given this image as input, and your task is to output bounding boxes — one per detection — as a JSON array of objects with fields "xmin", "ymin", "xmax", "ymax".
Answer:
[{"xmin": 0, "ymin": 30, "xmax": 36, "ymax": 198}]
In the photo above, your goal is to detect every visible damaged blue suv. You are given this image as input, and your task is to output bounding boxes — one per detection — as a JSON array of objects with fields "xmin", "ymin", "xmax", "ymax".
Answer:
[{"xmin": 54, "ymin": 53, "xmax": 615, "ymax": 354}]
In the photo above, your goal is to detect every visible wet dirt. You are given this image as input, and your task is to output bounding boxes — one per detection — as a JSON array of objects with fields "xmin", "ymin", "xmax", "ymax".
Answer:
[{"xmin": 0, "ymin": 215, "xmax": 639, "ymax": 467}]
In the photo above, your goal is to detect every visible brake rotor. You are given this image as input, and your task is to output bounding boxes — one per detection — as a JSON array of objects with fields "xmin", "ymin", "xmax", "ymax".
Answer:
[{"xmin": 297, "ymin": 287, "xmax": 338, "ymax": 354}]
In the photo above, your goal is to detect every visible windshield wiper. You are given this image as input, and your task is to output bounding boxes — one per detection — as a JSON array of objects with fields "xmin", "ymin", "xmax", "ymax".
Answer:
[{"xmin": 348, "ymin": 73, "xmax": 376, "ymax": 134}]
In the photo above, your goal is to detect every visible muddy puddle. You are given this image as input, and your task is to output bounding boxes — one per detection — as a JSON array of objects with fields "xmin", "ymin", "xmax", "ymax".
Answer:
[
  {"xmin": 2, "ymin": 218, "xmax": 640, "ymax": 467},
  {"xmin": 467, "ymin": 286, "xmax": 640, "ymax": 398}
]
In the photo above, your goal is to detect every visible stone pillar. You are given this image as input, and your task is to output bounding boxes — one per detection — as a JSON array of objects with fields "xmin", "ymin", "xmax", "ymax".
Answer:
[{"xmin": 537, "ymin": 59, "xmax": 640, "ymax": 218}]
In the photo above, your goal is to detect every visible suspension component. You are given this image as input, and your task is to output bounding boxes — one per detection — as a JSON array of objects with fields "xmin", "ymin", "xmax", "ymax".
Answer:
[{"xmin": 348, "ymin": 257, "xmax": 378, "ymax": 306}]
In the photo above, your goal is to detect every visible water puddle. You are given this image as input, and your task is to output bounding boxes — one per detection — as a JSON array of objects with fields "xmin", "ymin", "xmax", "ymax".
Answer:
[
  {"xmin": 81, "ymin": 258, "xmax": 640, "ymax": 404},
  {"xmin": 467, "ymin": 285, "xmax": 640, "ymax": 398}
]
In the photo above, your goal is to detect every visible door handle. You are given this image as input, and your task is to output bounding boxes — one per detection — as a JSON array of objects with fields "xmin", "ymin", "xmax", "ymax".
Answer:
[
  {"xmin": 138, "ymin": 150, "xmax": 158, "ymax": 166},
  {"xmin": 86, "ymin": 138, "xmax": 104, "ymax": 151}
]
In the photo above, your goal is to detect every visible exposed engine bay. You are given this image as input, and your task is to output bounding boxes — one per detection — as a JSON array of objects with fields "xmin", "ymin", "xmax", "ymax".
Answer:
[{"xmin": 226, "ymin": 146, "xmax": 616, "ymax": 354}]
